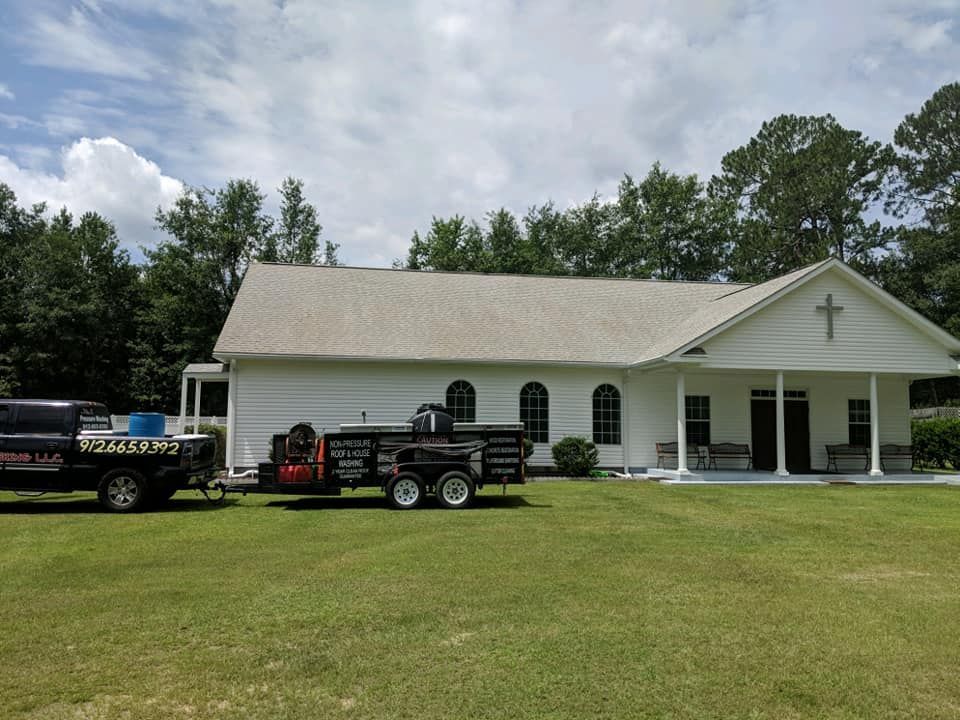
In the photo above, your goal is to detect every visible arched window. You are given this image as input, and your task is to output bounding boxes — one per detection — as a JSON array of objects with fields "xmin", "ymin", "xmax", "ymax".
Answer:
[
  {"xmin": 592, "ymin": 384, "xmax": 621, "ymax": 445},
  {"xmin": 520, "ymin": 382, "xmax": 549, "ymax": 443},
  {"xmin": 446, "ymin": 380, "xmax": 476, "ymax": 422}
]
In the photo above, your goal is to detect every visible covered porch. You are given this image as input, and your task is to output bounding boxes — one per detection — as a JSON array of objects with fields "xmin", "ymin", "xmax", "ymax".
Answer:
[
  {"xmin": 626, "ymin": 367, "xmax": 925, "ymax": 478},
  {"xmin": 177, "ymin": 363, "xmax": 230, "ymax": 434}
]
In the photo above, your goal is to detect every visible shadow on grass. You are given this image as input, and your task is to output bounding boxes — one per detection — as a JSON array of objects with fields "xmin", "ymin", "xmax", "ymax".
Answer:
[
  {"xmin": 0, "ymin": 493, "xmax": 237, "ymax": 514},
  {"xmin": 266, "ymin": 493, "xmax": 549, "ymax": 511}
]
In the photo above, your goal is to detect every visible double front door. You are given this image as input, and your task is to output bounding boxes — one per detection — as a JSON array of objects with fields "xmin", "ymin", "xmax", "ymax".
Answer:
[{"xmin": 750, "ymin": 395, "xmax": 810, "ymax": 473}]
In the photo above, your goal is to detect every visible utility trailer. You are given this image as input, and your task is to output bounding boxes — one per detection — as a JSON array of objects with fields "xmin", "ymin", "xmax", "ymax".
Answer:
[{"xmin": 228, "ymin": 404, "xmax": 524, "ymax": 509}]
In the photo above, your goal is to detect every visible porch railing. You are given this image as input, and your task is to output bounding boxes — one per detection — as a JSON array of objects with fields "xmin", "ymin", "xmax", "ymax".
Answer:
[{"xmin": 110, "ymin": 415, "xmax": 228, "ymax": 434}]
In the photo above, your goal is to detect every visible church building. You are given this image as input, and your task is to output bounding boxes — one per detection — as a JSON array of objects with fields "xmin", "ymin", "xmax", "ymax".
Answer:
[{"xmin": 199, "ymin": 258, "xmax": 960, "ymax": 478}]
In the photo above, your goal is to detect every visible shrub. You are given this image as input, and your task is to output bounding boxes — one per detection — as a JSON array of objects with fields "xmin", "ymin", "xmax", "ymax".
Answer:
[
  {"xmin": 551, "ymin": 436, "xmax": 599, "ymax": 477},
  {"xmin": 911, "ymin": 418, "xmax": 960, "ymax": 469},
  {"xmin": 523, "ymin": 437, "xmax": 535, "ymax": 475},
  {"xmin": 186, "ymin": 423, "xmax": 227, "ymax": 469}
]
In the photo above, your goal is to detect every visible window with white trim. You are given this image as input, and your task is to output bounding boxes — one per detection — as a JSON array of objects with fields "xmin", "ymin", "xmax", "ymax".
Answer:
[
  {"xmin": 848, "ymin": 399, "xmax": 870, "ymax": 446},
  {"xmin": 685, "ymin": 395, "xmax": 710, "ymax": 446},
  {"xmin": 751, "ymin": 389, "xmax": 807, "ymax": 399},
  {"xmin": 592, "ymin": 384, "xmax": 621, "ymax": 445},
  {"xmin": 520, "ymin": 382, "xmax": 549, "ymax": 443},
  {"xmin": 445, "ymin": 380, "xmax": 476, "ymax": 423}
]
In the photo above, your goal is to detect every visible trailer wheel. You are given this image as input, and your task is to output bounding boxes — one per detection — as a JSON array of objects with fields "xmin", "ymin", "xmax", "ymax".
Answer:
[
  {"xmin": 97, "ymin": 468, "xmax": 149, "ymax": 513},
  {"xmin": 437, "ymin": 471, "xmax": 475, "ymax": 509},
  {"xmin": 387, "ymin": 473, "xmax": 424, "ymax": 510}
]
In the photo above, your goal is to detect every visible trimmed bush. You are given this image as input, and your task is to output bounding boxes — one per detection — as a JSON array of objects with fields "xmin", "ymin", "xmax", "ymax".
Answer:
[
  {"xmin": 551, "ymin": 436, "xmax": 599, "ymax": 477},
  {"xmin": 186, "ymin": 423, "xmax": 227, "ymax": 469},
  {"xmin": 911, "ymin": 418, "xmax": 960, "ymax": 469},
  {"xmin": 523, "ymin": 437, "xmax": 535, "ymax": 475}
]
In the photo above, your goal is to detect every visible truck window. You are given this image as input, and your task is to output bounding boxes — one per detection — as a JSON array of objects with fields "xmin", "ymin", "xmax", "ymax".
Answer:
[
  {"xmin": 0, "ymin": 405, "xmax": 8, "ymax": 433},
  {"xmin": 13, "ymin": 405, "xmax": 69, "ymax": 435},
  {"xmin": 79, "ymin": 406, "xmax": 112, "ymax": 431}
]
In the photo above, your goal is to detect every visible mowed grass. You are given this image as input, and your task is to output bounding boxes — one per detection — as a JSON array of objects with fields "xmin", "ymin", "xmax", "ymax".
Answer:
[{"xmin": 1, "ymin": 482, "xmax": 959, "ymax": 719}]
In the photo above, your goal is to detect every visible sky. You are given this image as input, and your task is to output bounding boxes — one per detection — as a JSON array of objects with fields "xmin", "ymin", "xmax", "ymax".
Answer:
[{"xmin": 0, "ymin": 0, "xmax": 957, "ymax": 266}]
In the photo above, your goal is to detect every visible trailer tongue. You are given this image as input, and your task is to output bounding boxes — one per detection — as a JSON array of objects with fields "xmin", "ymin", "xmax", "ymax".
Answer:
[{"xmin": 227, "ymin": 405, "xmax": 524, "ymax": 509}]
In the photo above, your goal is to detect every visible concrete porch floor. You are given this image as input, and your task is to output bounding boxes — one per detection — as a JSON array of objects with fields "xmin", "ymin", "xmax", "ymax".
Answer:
[{"xmin": 647, "ymin": 468, "xmax": 960, "ymax": 485}]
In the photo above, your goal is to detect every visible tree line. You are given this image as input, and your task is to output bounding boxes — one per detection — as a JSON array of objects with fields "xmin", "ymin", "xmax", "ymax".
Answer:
[
  {"xmin": 0, "ymin": 178, "xmax": 337, "ymax": 411},
  {"xmin": 402, "ymin": 83, "xmax": 960, "ymax": 338},
  {"xmin": 1, "ymin": 82, "xmax": 958, "ymax": 411}
]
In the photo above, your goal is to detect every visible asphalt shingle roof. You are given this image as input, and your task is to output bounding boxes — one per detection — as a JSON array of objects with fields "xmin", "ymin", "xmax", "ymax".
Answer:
[{"xmin": 213, "ymin": 260, "xmax": 831, "ymax": 366}]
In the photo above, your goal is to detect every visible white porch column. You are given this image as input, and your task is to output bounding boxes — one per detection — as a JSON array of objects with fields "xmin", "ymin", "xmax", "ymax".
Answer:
[
  {"xmin": 775, "ymin": 371, "xmax": 789, "ymax": 476},
  {"xmin": 869, "ymin": 373, "xmax": 882, "ymax": 476},
  {"xmin": 192, "ymin": 379, "xmax": 202, "ymax": 434},
  {"xmin": 676, "ymin": 372, "xmax": 688, "ymax": 473},
  {"xmin": 178, "ymin": 376, "xmax": 189, "ymax": 435}
]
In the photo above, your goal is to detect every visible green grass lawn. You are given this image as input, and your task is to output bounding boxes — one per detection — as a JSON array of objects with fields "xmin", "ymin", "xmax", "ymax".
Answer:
[{"xmin": 1, "ymin": 482, "xmax": 959, "ymax": 719}]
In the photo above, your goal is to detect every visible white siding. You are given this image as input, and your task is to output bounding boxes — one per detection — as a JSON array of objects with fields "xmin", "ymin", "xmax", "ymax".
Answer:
[
  {"xmin": 233, "ymin": 359, "xmax": 624, "ymax": 468},
  {"xmin": 626, "ymin": 371, "xmax": 910, "ymax": 471},
  {"xmin": 700, "ymin": 270, "xmax": 955, "ymax": 375}
]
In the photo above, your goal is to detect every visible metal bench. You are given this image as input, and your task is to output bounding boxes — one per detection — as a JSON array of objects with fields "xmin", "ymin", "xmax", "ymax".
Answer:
[
  {"xmin": 707, "ymin": 443, "xmax": 752, "ymax": 470},
  {"xmin": 879, "ymin": 444, "xmax": 914, "ymax": 471},
  {"xmin": 656, "ymin": 442, "xmax": 706, "ymax": 470},
  {"xmin": 825, "ymin": 444, "xmax": 868, "ymax": 472}
]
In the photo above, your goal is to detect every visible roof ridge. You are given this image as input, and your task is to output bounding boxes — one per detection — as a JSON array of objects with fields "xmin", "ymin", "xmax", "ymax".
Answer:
[
  {"xmin": 250, "ymin": 261, "xmax": 752, "ymax": 288},
  {"xmin": 708, "ymin": 258, "xmax": 834, "ymax": 302}
]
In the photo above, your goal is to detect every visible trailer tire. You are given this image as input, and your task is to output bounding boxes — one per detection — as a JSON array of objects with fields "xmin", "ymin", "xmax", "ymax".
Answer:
[
  {"xmin": 97, "ymin": 468, "xmax": 149, "ymax": 513},
  {"xmin": 387, "ymin": 473, "xmax": 424, "ymax": 510},
  {"xmin": 437, "ymin": 471, "xmax": 475, "ymax": 509}
]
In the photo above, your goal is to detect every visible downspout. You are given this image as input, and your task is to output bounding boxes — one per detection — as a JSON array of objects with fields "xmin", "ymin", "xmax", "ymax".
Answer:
[
  {"xmin": 225, "ymin": 359, "xmax": 238, "ymax": 476},
  {"xmin": 622, "ymin": 368, "xmax": 631, "ymax": 475}
]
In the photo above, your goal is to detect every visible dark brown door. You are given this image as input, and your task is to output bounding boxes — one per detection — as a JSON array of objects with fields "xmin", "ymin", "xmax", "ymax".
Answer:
[
  {"xmin": 751, "ymin": 400, "xmax": 776, "ymax": 470},
  {"xmin": 785, "ymin": 401, "xmax": 811, "ymax": 472},
  {"xmin": 750, "ymin": 400, "xmax": 811, "ymax": 473}
]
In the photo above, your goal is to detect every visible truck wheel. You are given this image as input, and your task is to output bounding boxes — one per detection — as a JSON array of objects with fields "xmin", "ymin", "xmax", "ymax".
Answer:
[
  {"xmin": 387, "ymin": 473, "xmax": 424, "ymax": 510},
  {"xmin": 437, "ymin": 471, "xmax": 475, "ymax": 509},
  {"xmin": 97, "ymin": 468, "xmax": 149, "ymax": 513}
]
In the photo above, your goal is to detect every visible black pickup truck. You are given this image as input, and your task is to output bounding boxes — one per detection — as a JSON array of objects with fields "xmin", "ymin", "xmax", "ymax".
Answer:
[{"xmin": 0, "ymin": 399, "xmax": 217, "ymax": 512}]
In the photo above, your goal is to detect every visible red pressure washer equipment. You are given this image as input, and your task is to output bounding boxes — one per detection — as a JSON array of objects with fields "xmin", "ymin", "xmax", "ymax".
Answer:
[{"xmin": 275, "ymin": 422, "xmax": 324, "ymax": 483}]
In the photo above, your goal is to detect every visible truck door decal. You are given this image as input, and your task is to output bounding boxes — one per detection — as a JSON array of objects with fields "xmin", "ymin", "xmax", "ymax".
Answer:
[{"xmin": 79, "ymin": 439, "xmax": 181, "ymax": 455}]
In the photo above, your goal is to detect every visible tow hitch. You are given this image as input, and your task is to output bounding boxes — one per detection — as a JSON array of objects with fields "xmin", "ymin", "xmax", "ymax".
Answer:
[{"xmin": 198, "ymin": 480, "xmax": 226, "ymax": 505}]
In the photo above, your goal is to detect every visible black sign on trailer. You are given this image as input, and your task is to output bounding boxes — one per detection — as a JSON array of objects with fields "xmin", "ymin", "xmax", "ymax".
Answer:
[
  {"xmin": 325, "ymin": 433, "xmax": 377, "ymax": 484},
  {"xmin": 481, "ymin": 429, "xmax": 523, "ymax": 480}
]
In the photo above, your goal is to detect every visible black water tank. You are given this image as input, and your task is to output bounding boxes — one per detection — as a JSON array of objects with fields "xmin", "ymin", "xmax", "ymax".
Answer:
[{"xmin": 408, "ymin": 404, "xmax": 455, "ymax": 438}]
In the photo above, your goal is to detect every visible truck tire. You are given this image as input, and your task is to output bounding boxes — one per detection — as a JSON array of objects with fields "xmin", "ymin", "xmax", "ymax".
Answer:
[
  {"xmin": 387, "ymin": 472, "xmax": 424, "ymax": 510},
  {"xmin": 97, "ymin": 468, "xmax": 149, "ymax": 513},
  {"xmin": 436, "ymin": 471, "xmax": 475, "ymax": 509}
]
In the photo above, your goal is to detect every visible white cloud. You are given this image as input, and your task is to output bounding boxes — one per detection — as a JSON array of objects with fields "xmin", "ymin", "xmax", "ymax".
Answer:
[
  {"xmin": 5, "ymin": 0, "xmax": 960, "ymax": 266},
  {"xmin": 22, "ymin": 5, "xmax": 157, "ymax": 80},
  {"xmin": 0, "ymin": 137, "xmax": 183, "ymax": 251},
  {"xmin": 0, "ymin": 84, "xmax": 14, "ymax": 101}
]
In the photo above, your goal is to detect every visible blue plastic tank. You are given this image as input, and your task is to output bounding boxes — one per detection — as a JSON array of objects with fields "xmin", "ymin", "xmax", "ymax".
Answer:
[{"xmin": 128, "ymin": 412, "xmax": 166, "ymax": 437}]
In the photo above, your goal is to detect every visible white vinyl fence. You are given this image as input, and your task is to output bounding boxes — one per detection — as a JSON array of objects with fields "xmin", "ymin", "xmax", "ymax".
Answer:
[
  {"xmin": 910, "ymin": 406, "xmax": 960, "ymax": 420},
  {"xmin": 110, "ymin": 415, "xmax": 227, "ymax": 434}
]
